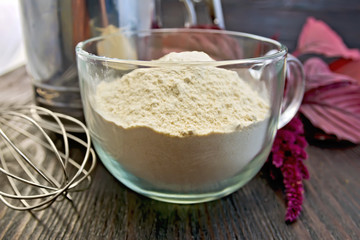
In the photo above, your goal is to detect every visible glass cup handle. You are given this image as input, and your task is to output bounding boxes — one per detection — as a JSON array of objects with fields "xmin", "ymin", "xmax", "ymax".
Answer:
[{"xmin": 278, "ymin": 54, "xmax": 306, "ymax": 129}]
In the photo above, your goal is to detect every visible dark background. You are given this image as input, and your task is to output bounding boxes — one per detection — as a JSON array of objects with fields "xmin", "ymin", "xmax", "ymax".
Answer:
[{"xmin": 161, "ymin": 0, "xmax": 360, "ymax": 52}]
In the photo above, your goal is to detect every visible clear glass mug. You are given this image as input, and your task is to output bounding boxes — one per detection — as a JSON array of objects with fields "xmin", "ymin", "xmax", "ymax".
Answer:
[{"xmin": 76, "ymin": 29, "xmax": 305, "ymax": 203}]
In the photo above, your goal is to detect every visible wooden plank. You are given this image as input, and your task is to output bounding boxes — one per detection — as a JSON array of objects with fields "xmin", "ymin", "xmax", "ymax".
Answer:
[
  {"xmin": 222, "ymin": 0, "xmax": 360, "ymax": 51},
  {"xmin": 161, "ymin": 0, "xmax": 360, "ymax": 51}
]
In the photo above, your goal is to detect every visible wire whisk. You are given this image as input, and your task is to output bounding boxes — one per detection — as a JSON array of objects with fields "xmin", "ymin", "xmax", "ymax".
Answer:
[{"xmin": 0, "ymin": 105, "xmax": 96, "ymax": 211}]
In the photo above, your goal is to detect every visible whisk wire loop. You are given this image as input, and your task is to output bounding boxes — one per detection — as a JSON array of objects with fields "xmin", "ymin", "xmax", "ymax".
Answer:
[{"xmin": 0, "ymin": 105, "xmax": 96, "ymax": 211}]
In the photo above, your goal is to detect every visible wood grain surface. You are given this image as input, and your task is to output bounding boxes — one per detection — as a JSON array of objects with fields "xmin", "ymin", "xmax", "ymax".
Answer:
[{"xmin": 1, "ymin": 1, "xmax": 360, "ymax": 239}]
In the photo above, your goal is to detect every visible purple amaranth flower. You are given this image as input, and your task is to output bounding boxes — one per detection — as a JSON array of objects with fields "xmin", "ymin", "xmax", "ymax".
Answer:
[
  {"xmin": 266, "ymin": 116, "xmax": 309, "ymax": 223},
  {"xmin": 282, "ymin": 162, "xmax": 304, "ymax": 223}
]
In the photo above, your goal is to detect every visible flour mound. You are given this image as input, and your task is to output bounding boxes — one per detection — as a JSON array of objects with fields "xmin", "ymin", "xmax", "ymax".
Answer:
[
  {"xmin": 157, "ymin": 51, "xmax": 214, "ymax": 62},
  {"xmin": 95, "ymin": 51, "xmax": 269, "ymax": 137}
]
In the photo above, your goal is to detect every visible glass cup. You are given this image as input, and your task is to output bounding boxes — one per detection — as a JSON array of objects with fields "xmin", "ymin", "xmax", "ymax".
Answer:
[{"xmin": 76, "ymin": 28, "xmax": 305, "ymax": 203}]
